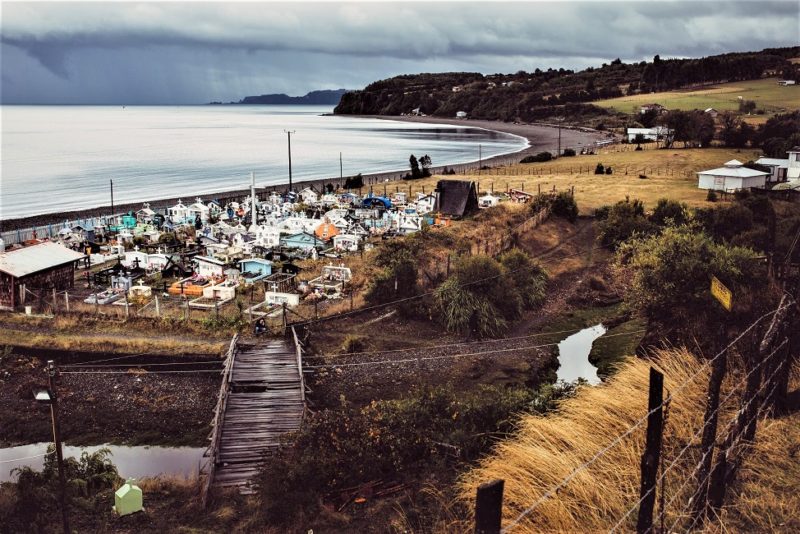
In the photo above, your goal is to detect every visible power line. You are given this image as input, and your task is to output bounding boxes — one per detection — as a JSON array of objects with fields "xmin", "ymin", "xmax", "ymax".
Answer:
[
  {"xmin": 60, "ymin": 369, "xmax": 222, "ymax": 375},
  {"xmin": 305, "ymin": 330, "xmax": 647, "ymax": 370},
  {"xmin": 0, "ymin": 451, "xmax": 55, "ymax": 464},
  {"xmin": 305, "ymin": 325, "xmax": 629, "ymax": 360}
]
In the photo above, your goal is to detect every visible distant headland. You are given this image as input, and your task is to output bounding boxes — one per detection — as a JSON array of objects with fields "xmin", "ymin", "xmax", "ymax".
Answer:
[{"xmin": 209, "ymin": 89, "xmax": 350, "ymax": 106}]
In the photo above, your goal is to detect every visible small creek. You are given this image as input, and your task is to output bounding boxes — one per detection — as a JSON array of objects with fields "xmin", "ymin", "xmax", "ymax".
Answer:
[
  {"xmin": 556, "ymin": 324, "xmax": 608, "ymax": 385},
  {"xmin": 0, "ymin": 443, "xmax": 204, "ymax": 483}
]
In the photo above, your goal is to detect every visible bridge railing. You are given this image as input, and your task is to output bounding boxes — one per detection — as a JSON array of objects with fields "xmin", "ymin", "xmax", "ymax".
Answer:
[
  {"xmin": 200, "ymin": 333, "xmax": 238, "ymax": 508},
  {"xmin": 291, "ymin": 326, "xmax": 306, "ymax": 405}
]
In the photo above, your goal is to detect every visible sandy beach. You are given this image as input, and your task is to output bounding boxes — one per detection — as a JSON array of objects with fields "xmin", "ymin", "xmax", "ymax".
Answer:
[{"xmin": 1, "ymin": 117, "xmax": 612, "ymax": 231}]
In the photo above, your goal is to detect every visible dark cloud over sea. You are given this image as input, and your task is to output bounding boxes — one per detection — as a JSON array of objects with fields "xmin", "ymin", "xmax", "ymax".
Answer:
[{"xmin": 2, "ymin": 1, "xmax": 797, "ymax": 104}]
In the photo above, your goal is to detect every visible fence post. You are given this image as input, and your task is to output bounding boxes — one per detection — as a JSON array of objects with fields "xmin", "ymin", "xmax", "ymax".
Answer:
[
  {"xmin": 155, "ymin": 294, "xmax": 160, "ymax": 317},
  {"xmin": 691, "ymin": 350, "xmax": 728, "ymax": 523},
  {"xmin": 52, "ymin": 288, "xmax": 58, "ymax": 313},
  {"xmin": 64, "ymin": 292, "xmax": 70, "ymax": 313},
  {"xmin": 636, "ymin": 367, "xmax": 664, "ymax": 534},
  {"xmin": 124, "ymin": 292, "xmax": 130, "ymax": 319},
  {"xmin": 475, "ymin": 479, "xmax": 504, "ymax": 534}
]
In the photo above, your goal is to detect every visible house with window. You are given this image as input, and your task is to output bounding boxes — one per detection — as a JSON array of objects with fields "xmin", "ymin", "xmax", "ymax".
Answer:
[{"xmin": 697, "ymin": 160, "xmax": 769, "ymax": 191}]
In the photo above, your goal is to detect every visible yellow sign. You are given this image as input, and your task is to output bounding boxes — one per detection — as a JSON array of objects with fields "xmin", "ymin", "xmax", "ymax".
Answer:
[{"xmin": 711, "ymin": 276, "xmax": 733, "ymax": 311}]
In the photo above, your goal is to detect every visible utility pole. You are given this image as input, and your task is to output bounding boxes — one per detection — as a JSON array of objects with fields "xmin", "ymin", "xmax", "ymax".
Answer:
[
  {"xmin": 110, "ymin": 179, "xmax": 114, "ymax": 217},
  {"xmin": 285, "ymin": 130, "xmax": 296, "ymax": 192},
  {"xmin": 478, "ymin": 144, "xmax": 482, "ymax": 175},
  {"xmin": 47, "ymin": 360, "xmax": 71, "ymax": 534},
  {"xmin": 340, "ymin": 152, "xmax": 343, "ymax": 181}
]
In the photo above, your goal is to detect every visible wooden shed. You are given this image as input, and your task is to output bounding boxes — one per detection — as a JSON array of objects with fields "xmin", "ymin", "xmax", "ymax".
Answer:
[{"xmin": 0, "ymin": 241, "xmax": 86, "ymax": 310}]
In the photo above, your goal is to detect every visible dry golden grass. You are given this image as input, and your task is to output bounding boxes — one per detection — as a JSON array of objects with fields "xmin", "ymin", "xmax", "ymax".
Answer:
[
  {"xmin": 0, "ymin": 327, "xmax": 225, "ymax": 355},
  {"xmin": 458, "ymin": 349, "xmax": 799, "ymax": 533},
  {"xmin": 393, "ymin": 148, "xmax": 760, "ymax": 214}
]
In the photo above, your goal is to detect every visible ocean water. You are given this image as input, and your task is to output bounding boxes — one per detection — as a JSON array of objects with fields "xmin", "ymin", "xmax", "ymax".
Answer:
[{"xmin": 0, "ymin": 105, "xmax": 526, "ymax": 219}]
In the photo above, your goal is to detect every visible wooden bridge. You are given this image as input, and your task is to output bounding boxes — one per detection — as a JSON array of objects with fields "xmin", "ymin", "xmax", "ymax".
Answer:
[{"xmin": 201, "ymin": 329, "xmax": 306, "ymax": 503}]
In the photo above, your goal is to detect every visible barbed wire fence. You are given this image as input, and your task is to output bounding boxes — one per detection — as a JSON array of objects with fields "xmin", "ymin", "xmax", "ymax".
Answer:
[{"xmin": 473, "ymin": 295, "xmax": 797, "ymax": 534}]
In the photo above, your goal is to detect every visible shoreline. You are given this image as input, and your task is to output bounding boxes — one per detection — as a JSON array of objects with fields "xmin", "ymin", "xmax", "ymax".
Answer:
[{"xmin": 1, "ymin": 117, "xmax": 611, "ymax": 232}]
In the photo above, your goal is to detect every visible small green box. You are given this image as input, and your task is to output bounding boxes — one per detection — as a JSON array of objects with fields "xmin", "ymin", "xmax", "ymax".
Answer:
[{"xmin": 114, "ymin": 478, "xmax": 143, "ymax": 516}]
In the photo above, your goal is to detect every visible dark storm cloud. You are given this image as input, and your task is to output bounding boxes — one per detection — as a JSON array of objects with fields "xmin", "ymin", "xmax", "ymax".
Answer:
[{"xmin": 1, "ymin": 1, "xmax": 797, "ymax": 104}]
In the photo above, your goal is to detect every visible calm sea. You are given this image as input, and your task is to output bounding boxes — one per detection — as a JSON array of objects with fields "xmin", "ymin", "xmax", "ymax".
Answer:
[{"xmin": 0, "ymin": 105, "xmax": 526, "ymax": 219}]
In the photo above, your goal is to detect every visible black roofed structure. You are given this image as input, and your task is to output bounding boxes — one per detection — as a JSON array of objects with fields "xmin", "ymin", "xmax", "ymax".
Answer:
[
  {"xmin": 0, "ymin": 241, "xmax": 86, "ymax": 310},
  {"xmin": 434, "ymin": 180, "xmax": 479, "ymax": 218}
]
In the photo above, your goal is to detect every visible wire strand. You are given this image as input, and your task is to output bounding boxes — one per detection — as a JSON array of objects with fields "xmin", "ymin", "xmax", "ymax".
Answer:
[
  {"xmin": 608, "ymin": 339, "xmax": 788, "ymax": 532},
  {"xmin": 500, "ymin": 304, "xmax": 785, "ymax": 533}
]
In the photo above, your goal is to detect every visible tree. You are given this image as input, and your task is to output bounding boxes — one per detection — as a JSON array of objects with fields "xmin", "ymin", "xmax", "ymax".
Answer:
[
  {"xmin": 419, "ymin": 154, "xmax": 432, "ymax": 177},
  {"xmin": 598, "ymin": 197, "xmax": 656, "ymax": 249},
  {"xmin": 738, "ymin": 99, "xmax": 756, "ymax": 114},
  {"xmin": 409, "ymin": 154, "xmax": 422, "ymax": 179},
  {"xmin": 617, "ymin": 225, "xmax": 771, "ymax": 344},
  {"xmin": 551, "ymin": 191, "xmax": 579, "ymax": 222},
  {"xmin": 650, "ymin": 198, "xmax": 689, "ymax": 227}
]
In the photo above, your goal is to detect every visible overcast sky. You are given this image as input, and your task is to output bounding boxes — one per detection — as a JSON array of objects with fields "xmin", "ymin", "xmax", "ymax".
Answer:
[{"xmin": 1, "ymin": 1, "xmax": 798, "ymax": 104}]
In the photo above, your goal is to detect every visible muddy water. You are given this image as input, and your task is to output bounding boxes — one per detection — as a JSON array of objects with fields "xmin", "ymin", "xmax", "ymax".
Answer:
[
  {"xmin": 556, "ymin": 324, "xmax": 608, "ymax": 385},
  {"xmin": 0, "ymin": 443, "xmax": 204, "ymax": 483}
]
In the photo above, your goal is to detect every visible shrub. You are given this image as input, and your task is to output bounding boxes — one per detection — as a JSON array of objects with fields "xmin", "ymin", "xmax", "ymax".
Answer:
[
  {"xmin": 650, "ymin": 198, "xmax": 689, "ymax": 227},
  {"xmin": 605, "ymin": 166, "xmax": 613, "ymax": 175},
  {"xmin": 257, "ymin": 383, "xmax": 575, "ymax": 524},
  {"xmin": 594, "ymin": 205, "xmax": 611, "ymax": 220},
  {"xmin": 598, "ymin": 197, "xmax": 656, "ymax": 249},
  {"xmin": 498, "ymin": 249, "xmax": 548, "ymax": 308},
  {"xmin": 617, "ymin": 225, "xmax": 771, "ymax": 342},
  {"xmin": 341, "ymin": 335, "xmax": 366, "ymax": 354},
  {"xmin": 551, "ymin": 191, "xmax": 579, "ymax": 222},
  {"xmin": 520, "ymin": 151, "xmax": 553, "ymax": 164},
  {"xmin": 706, "ymin": 189, "xmax": 718, "ymax": 202},
  {"xmin": 595, "ymin": 163, "xmax": 605, "ymax": 174},
  {"xmin": 562, "ymin": 148, "xmax": 576, "ymax": 157}
]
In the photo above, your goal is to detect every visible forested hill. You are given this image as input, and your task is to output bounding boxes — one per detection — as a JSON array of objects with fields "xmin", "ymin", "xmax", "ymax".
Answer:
[
  {"xmin": 213, "ymin": 89, "xmax": 349, "ymax": 105},
  {"xmin": 334, "ymin": 47, "xmax": 799, "ymax": 122}
]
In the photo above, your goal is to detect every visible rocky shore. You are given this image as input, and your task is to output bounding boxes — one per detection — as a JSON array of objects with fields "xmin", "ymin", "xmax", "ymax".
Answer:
[{"xmin": 1, "ymin": 118, "xmax": 611, "ymax": 232}]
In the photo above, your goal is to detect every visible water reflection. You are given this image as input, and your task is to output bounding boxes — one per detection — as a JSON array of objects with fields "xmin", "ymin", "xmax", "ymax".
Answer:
[
  {"xmin": 556, "ymin": 324, "xmax": 608, "ymax": 385},
  {"xmin": 0, "ymin": 443, "xmax": 204, "ymax": 483}
]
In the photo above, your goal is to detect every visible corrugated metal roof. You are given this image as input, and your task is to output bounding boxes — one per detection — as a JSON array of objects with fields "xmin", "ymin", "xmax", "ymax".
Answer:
[
  {"xmin": 0, "ymin": 241, "xmax": 86, "ymax": 278},
  {"xmin": 697, "ymin": 164, "xmax": 769, "ymax": 178},
  {"xmin": 755, "ymin": 157, "xmax": 789, "ymax": 168}
]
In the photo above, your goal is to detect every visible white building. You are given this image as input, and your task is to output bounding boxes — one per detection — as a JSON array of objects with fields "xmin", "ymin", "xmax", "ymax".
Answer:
[
  {"xmin": 194, "ymin": 256, "xmax": 226, "ymax": 278},
  {"xmin": 479, "ymin": 193, "xmax": 501, "ymax": 208},
  {"xmin": 756, "ymin": 147, "xmax": 800, "ymax": 183},
  {"xmin": 456, "ymin": 111, "xmax": 468, "ymax": 119},
  {"xmin": 626, "ymin": 126, "xmax": 673, "ymax": 143},
  {"xmin": 697, "ymin": 160, "xmax": 769, "ymax": 192},
  {"xmin": 168, "ymin": 199, "xmax": 189, "ymax": 223}
]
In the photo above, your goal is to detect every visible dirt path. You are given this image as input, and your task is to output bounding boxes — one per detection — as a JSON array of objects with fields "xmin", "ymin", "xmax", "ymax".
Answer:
[{"xmin": 308, "ymin": 217, "xmax": 607, "ymax": 409}]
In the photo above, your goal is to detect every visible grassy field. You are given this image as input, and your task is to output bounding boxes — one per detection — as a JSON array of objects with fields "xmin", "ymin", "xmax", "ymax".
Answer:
[
  {"xmin": 395, "ymin": 147, "xmax": 760, "ymax": 213},
  {"xmin": 593, "ymin": 78, "xmax": 800, "ymax": 119}
]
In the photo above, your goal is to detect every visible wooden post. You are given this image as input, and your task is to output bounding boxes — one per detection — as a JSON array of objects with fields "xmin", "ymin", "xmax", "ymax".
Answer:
[
  {"xmin": 745, "ymin": 294, "xmax": 794, "ymax": 422},
  {"xmin": 52, "ymin": 288, "xmax": 58, "ymax": 313},
  {"xmin": 475, "ymin": 479, "xmax": 504, "ymax": 534},
  {"xmin": 636, "ymin": 368, "xmax": 664, "ymax": 534},
  {"xmin": 691, "ymin": 351, "xmax": 728, "ymax": 523},
  {"xmin": 155, "ymin": 294, "xmax": 160, "ymax": 317},
  {"xmin": 64, "ymin": 292, "xmax": 70, "ymax": 313},
  {"xmin": 124, "ymin": 291, "xmax": 129, "ymax": 319},
  {"xmin": 215, "ymin": 298, "xmax": 219, "ymax": 319}
]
